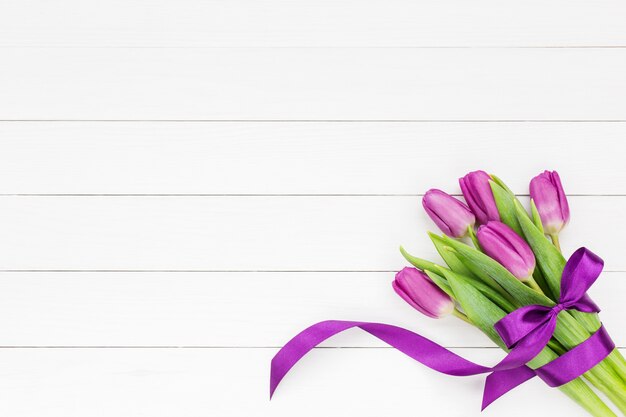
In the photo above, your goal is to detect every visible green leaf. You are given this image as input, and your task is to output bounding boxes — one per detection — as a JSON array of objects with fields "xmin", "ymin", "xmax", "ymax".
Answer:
[
  {"xmin": 531, "ymin": 267, "xmax": 555, "ymax": 300},
  {"xmin": 442, "ymin": 269, "xmax": 508, "ymax": 348},
  {"xmin": 399, "ymin": 246, "xmax": 441, "ymax": 272},
  {"xmin": 530, "ymin": 199, "xmax": 545, "ymax": 234},
  {"xmin": 439, "ymin": 234, "xmax": 553, "ymax": 307},
  {"xmin": 428, "ymin": 233, "xmax": 476, "ymax": 278},
  {"xmin": 401, "ymin": 239, "xmax": 514, "ymax": 311},
  {"xmin": 460, "ymin": 275, "xmax": 517, "ymax": 312},
  {"xmin": 490, "ymin": 174, "xmax": 515, "ymax": 195},
  {"xmin": 443, "ymin": 267, "xmax": 516, "ymax": 312},
  {"xmin": 513, "ymin": 199, "xmax": 566, "ymax": 297},
  {"xmin": 466, "ymin": 226, "xmax": 481, "ymax": 250},
  {"xmin": 490, "ymin": 180, "xmax": 524, "ymax": 236}
]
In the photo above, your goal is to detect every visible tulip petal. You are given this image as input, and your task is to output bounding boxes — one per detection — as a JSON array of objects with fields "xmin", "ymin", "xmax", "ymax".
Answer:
[
  {"xmin": 529, "ymin": 170, "xmax": 569, "ymax": 234},
  {"xmin": 393, "ymin": 268, "xmax": 454, "ymax": 318},
  {"xmin": 550, "ymin": 171, "xmax": 570, "ymax": 224},
  {"xmin": 477, "ymin": 222, "xmax": 536, "ymax": 281},
  {"xmin": 422, "ymin": 189, "xmax": 475, "ymax": 238},
  {"xmin": 459, "ymin": 171, "xmax": 500, "ymax": 224},
  {"xmin": 392, "ymin": 280, "xmax": 435, "ymax": 318}
]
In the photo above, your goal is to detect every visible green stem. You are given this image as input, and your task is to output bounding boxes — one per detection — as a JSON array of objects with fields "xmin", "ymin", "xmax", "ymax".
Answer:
[
  {"xmin": 528, "ymin": 311, "xmax": 626, "ymax": 415},
  {"xmin": 459, "ymin": 302, "xmax": 616, "ymax": 417},
  {"xmin": 483, "ymin": 328, "xmax": 616, "ymax": 417},
  {"xmin": 584, "ymin": 369, "xmax": 626, "ymax": 415},
  {"xmin": 556, "ymin": 312, "xmax": 626, "ymax": 412},
  {"xmin": 467, "ymin": 226, "xmax": 481, "ymax": 250},
  {"xmin": 550, "ymin": 233, "xmax": 562, "ymax": 252},
  {"xmin": 559, "ymin": 378, "xmax": 618, "ymax": 417},
  {"xmin": 526, "ymin": 277, "xmax": 543, "ymax": 294},
  {"xmin": 533, "ymin": 268, "xmax": 555, "ymax": 301},
  {"xmin": 524, "ymin": 343, "xmax": 617, "ymax": 417},
  {"xmin": 571, "ymin": 311, "xmax": 626, "ymax": 385},
  {"xmin": 607, "ymin": 349, "xmax": 626, "ymax": 384},
  {"xmin": 452, "ymin": 308, "xmax": 472, "ymax": 324}
]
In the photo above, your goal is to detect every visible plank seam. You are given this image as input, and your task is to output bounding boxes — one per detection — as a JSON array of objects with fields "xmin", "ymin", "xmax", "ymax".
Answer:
[
  {"xmin": 3, "ymin": 120, "xmax": 626, "ymax": 123},
  {"xmin": 0, "ymin": 346, "xmax": 623, "ymax": 349},
  {"xmin": 2, "ymin": 270, "xmax": 626, "ymax": 273},
  {"xmin": 0, "ymin": 194, "xmax": 624, "ymax": 197},
  {"xmin": 2, "ymin": 46, "xmax": 626, "ymax": 49}
]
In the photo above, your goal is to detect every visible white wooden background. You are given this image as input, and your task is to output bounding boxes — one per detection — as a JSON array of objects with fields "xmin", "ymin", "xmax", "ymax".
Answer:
[{"xmin": 1, "ymin": 1, "xmax": 626, "ymax": 416}]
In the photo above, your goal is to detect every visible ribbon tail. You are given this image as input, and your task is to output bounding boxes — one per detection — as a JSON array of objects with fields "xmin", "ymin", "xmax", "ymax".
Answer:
[
  {"xmin": 482, "ymin": 367, "xmax": 536, "ymax": 410},
  {"xmin": 270, "ymin": 320, "xmax": 358, "ymax": 398},
  {"xmin": 270, "ymin": 320, "xmax": 494, "ymax": 399}
]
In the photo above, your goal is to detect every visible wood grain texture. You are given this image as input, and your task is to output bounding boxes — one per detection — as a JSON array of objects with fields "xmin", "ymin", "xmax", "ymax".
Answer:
[
  {"xmin": 0, "ymin": 271, "xmax": 622, "ymax": 347},
  {"xmin": 2, "ymin": 0, "xmax": 626, "ymax": 47},
  {"xmin": 2, "ymin": 49, "xmax": 626, "ymax": 120},
  {"xmin": 1, "ymin": 122, "xmax": 625, "ymax": 195},
  {"xmin": 0, "ymin": 195, "xmax": 623, "ymax": 271}
]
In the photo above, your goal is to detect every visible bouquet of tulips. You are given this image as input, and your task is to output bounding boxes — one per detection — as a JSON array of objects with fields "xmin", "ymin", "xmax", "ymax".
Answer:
[{"xmin": 395, "ymin": 170, "xmax": 626, "ymax": 416}]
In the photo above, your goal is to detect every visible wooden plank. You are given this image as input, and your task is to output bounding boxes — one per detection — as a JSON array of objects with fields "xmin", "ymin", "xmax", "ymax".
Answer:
[
  {"xmin": 1, "ymin": 0, "xmax": 626, "ymax": 47},
  {"xmin": 0, "ymin": 196, "xmax": 623, "ymax": 271},
  {"xmin": 2, "ymin": 49, "xmax": 626, "ymax": 120},
  {"xmin": 0, "ymin": 271, "xmax": 622, "ymax": 347},
  {"xmin": 1, "ymin": 122, "xmax": 625, "ymax": 195},
  {"xmin": 0, "ymin": 347, "xmax": 617, "ymax": 416}
]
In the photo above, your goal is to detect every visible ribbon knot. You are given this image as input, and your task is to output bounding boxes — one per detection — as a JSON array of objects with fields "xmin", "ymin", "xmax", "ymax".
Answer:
[{"xmin": 552, "ymin": 303, "xmax": 566, "ymax": 315}]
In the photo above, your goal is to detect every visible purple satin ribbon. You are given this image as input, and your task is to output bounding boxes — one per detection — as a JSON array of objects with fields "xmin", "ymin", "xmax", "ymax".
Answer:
[{"xmin": 270, "ymin": 248, "xmax": 615, "ymax": 410}]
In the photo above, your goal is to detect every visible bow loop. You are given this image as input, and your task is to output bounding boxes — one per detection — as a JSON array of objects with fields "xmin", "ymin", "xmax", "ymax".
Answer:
[
  {"xmin": 559, "ymin": 247, "xmax": 603, "ymax": 309},
  {"xmin": 570, "ymin": 294, "xmax": 601, "ymax": 313},
  {"xmin": 494, "ymin": 305, "xmax": 553, "ymax": 349}
]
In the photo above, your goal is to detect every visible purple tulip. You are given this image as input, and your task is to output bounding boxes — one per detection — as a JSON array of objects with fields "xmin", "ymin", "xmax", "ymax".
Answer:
[
  {"xmin": 459, "ymin": 170, "xmax": 500, "ymax": 224},
  {"xmin": 529, "ymin": 170, "xmax": 570, "ymax": 235},
  {"xmin": 422, "ymin": 189, "xmax": 476, "ymax": 238},
  {"xmin": 477, "ymin": 221, "xmax": 536, "ymax": 281},
  {"xmin": 392, "ymin": 267, "xmax": 455, "ymax": 318}
]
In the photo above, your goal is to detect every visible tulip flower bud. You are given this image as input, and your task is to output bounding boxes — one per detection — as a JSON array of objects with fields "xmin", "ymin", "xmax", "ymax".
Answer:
[
  {"xmin": 422, "ymin": 189, "xmax": 476, "ymax": 238},
  {"xmin": 459, "ymin": 170, "xmax": 500, "ymax": 224},
  {"xmin": 392, "ymin": 267, "xmax": 455, "ymax": 318},
  {"xmin": 529, "ymin": 170, "xmax": 570, "ymax": 235},
  {"xmin": 477, "ymin": 221, "xmax": 536, "ymax": 282}
]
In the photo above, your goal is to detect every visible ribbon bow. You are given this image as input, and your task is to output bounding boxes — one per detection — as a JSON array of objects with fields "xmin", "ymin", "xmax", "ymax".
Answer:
[
  {"xmin": 269, "ymin": 248, "xmax": 615, "ymax": 410},
  {"xmin": 493, "ymin": 247, "xmax": 603, "ymax": 371}
]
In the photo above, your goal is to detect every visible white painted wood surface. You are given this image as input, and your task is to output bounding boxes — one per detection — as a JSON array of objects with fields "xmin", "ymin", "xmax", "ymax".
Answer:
[
  {"xmin": 1, "ymin": 196, "xmax": 625, "ymax": 271},
  {"xmin": 2, "ymin": 49, "xmax": 626, "ymax": 120},
  {"xmin": 0, "ymin": 272, "xmax": 624, "ymax": 347},
  {"xmin": 5, "ymin": 348, "xmax": 624, "ymax": 417},
  {"xmin": 1, "ymin": 123, "xmax": 625, "ymax": 195},
  {"xmin": 2, "ymin": 0, "xmax": 626, "ymax": 47},
  {"xmin": 1, "ymin": 1, "xmax": 626, "ymax": 416}
]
